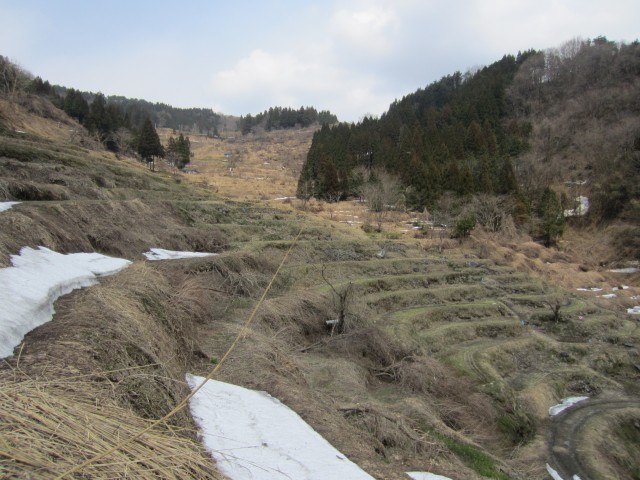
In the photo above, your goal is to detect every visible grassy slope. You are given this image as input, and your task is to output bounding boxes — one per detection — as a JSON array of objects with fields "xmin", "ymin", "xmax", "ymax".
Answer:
[{"xmin": 0, "ymin": 95, "xmax": 639, "ymax": 479}]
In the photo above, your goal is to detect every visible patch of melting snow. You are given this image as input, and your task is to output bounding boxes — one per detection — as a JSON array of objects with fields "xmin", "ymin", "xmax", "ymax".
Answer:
[
  {"xmin": 143, "ymin": 249, "xmax": 218, "ymax": 261},
  {"xmin": 576, "ymin": 287, "xmax": 603, "ymax": 292},
  {"xmin": 549, "ymin": 396, "xmax": 589, "ymax": 416},
  {"xmin": 0, "ymin": 201, "xmax": 20, "ymax": 212},
  {"xmin": 608, "ymin": 267, "xmax": 639, "ymax": 273},
  {"xmin": 273, "ymin": 196, "xmax": 296, "ymax": 201},
  {"xmin": 599, "ymin": 293, "xmax": 617, "ymax": 299},
  {"xmin": 627, "ymin": 306, "xmax": 640, "ymax": 315},
  {"xmin": 0, "ymin": 246, "xmax": 131, "ymax": 358},
  {"xmin": 186, "ymin": 374, "xmax": 375, "ymax": 480},
  {"xmin": 406, "ymin": 472, "xmax": 453, "ymax": 480},
  {"xmin": 546, "ymin": 463, "xmax": 582, "ymax": 480},
  {"xmin": 563, "ymin": 196, "xmax": 589, "ymax": 217}
]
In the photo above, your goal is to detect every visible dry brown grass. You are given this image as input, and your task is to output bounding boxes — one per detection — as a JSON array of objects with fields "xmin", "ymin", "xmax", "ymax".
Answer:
[
  {"xmin": 0, "ymin": 94, "xmax": 87, "ymax": 144},
  {"xmin": 469, "ymin": 227, "xmax": 640, "ymax": 299},
  {"xmin": 158, "ymin": 127, "xmax": 314, "ymax": 201},
  {"xmin": 0, "ymin": 367, "xmax": 220, "ymax": 479}
]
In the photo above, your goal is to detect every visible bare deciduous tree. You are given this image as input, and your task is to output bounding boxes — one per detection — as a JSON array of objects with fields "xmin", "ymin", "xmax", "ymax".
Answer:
[
  {"xmin": 359, "ymin": 168, "xmax": 402, "ymax": 232},
  {"xmin": 0, "ymin": 56, "xmax": 31, "ymax": 96},
  {"xmin": 473, "ymin": 195, "xmax": 511, "ymax": 233},
  {"xmin": 321, "ymin": 265, "xmax": 353, "ymax": 335}
]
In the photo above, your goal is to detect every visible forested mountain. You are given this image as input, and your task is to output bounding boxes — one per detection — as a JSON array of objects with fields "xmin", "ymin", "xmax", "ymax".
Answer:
[
  {"xmin": 237, "ymin": 106, "xmax": 338, "ymax": 135},
  {"xmin": 298, "ymin": 52, "xmax": 531, "ymax": 207},
  {"xmin": 53, "ymin": 86, "xmax": 221, "ymax": 136},
  {"xmin": 297, "ymin": 37, "xmax": 640, "ymax": 248}
]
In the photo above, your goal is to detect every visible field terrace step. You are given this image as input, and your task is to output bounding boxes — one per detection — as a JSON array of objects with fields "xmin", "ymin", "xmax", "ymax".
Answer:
[
  {"xmin": 387, "ymin": 318, "xmax": 525, "ymax": 354},
  {"xmin": 365, "ymin": 284, "xmax": 488, "ymax": 313}
]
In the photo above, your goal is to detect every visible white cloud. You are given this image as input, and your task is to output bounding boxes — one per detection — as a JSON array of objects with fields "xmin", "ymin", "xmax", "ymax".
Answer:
[
  {"xmin": 7, "ymin": 0, "xmax": 639, "ymax": 122},
  {"xmin": 207, "ymin": 47, "xmax": 396, "ymax": 121},
  {"xmin": 211, "ymin": 49, "xmax": 324, "ymax": 96},
  {"xmin": 330, "ymin": 3, "xmax": 400, "ymax": 56},
  {"xmin": 209, "ymin": 49, "xmax": 340, "ymax": 114}
]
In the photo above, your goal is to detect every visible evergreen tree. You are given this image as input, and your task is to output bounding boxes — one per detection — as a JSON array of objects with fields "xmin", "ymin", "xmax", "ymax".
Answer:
[
  {"xmin": 88, "ymin": 93, "xmax": 109, "ymax": 135},
  {"xmin": 498, "ymin": 157, "xmax": 519, "ymax": 194},
  {"xmin": 63, "ymin": 89, "xmax": 89, "ymax": 124},
  {"xmin": 537, "ymin": 187, "xmax": 564, "ymax": 246},
  {"xmin": 137, "ymin": 117, "xmax": 164, "ymax": 171},
  {"xmin": 166, "ymin": 133, "xmax": 192, "ymax": 169}
]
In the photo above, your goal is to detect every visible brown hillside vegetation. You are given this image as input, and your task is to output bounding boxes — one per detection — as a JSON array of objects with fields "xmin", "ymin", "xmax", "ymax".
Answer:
[
  {"xmin": 159, "ymin": 126, "xmax": 313, "ymax": 201},
  {"xmin": 1, "ymin": 94, "xmax": 639, "ymax": 479}
]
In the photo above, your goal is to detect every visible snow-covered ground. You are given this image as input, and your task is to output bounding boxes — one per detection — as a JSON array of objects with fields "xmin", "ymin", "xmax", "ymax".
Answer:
[
  {"xmin": 0, "ymin": 201, "xmax": 20, "ymax": 212},
  {"xmin": 608, "ymin": 267, "xmax": 639, "ymax": 273},
  {"xmin": 563, "ymin": 196, "xmax": 589, "ymax": 217},
  {"xmin": 0, "ymin": 246, "xmax": 131, "ymax": 358},
  {"xmin": 627, "ymin": 306, "xmax": 640, "ymax": 315},
  {"xmin": 186, "ymin": 374, "xmax": 375, "ymax": 480},
  {"xmin": 546, "ymin": 463, "xmax": 582, "ymax": 480},
  {"xmin": 143, "ymin": 248, "xmax": 218, "ymax": 260},
  {"xmin": 406, "ymin": 472, "xmax": 453, "ymax": 480},
  {"xmin": 549, "ymin": 396, "xmax": 589, "ymax": 416}
]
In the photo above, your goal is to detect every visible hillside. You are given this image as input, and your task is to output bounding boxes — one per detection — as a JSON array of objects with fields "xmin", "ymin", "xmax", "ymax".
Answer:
[
  {"xmin": 1, "ymin": 86, "xmax": 639, "ymax": 479},
  {"xmin": 298, "ymin": 37, "xmax": 640, "ymax": 262}
]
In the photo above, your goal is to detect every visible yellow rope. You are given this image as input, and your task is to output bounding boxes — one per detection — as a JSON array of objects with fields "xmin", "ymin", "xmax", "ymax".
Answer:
[{"xmin": 55, "ymin": 223, "xmax": 305, "ymax": 479}]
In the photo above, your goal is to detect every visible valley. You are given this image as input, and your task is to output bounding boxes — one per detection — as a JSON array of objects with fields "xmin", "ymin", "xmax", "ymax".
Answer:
[{"xmin": 0, "ymin": 92, "xmax": 639, "ymax": 480}]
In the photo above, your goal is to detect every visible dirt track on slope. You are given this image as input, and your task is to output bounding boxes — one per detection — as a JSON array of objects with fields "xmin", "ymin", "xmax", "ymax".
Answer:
[{"xmin": 547, "ymin": 396, "xmax": 640, "ymax": 480}]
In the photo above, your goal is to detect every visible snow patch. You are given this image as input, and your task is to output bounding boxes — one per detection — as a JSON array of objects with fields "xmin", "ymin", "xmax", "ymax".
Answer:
[
  {"xmin": 0, "ymin": 201, "xmax": 20, "ymax": 212},
  {"xmin": 545, "ymin": 463, "xmax": 582, "ymax": 480},
  {"xmin": 406, "ymin": 472, "xmax": 453, "ymax": 480},
  {"xmin": 563, "ymin": 196, "xmax": 589, "ymax": 217},
  {"xmin": 546, "ymin": 464, "xmax": 564, "ymax": 480},
  {"xmin": 627, "ymin": 306, "xmax": 640, "ymax": 315},
  {"xmin": 576, "ymin": 287, "xmax": 602, "ymax": 292},
  {"xmin": 186, "ymin": 374, "xmax": 375, "ymax": 480},
  {"xmin": 607, "ymin": 267, "xmax": 639, "ymax": 273},
  {"xmin": 549, "ymin": 396, "xmax": 589, "ymax": 416},
  {"xmin": 143, "ymin": 248, "xmax": 218, "ymax": 261},
  {"xmin": 599, "ymin": 293, "xmax": 617, "ymax": 299},
  {"xmin": 0, "ymin": 246, "xmax": 131, "ymax": 358}
]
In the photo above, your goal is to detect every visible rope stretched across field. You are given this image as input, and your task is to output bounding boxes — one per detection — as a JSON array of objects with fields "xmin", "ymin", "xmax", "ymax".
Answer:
[{"xmin": 55, "ymin": 222, "xmax": 305, "ymax": 479}]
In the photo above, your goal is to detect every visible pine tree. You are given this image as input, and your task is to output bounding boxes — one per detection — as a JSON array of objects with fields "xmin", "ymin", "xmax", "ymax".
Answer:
[
  {"xmin": 498, "ymin": 157, "xmax": 518, "ymax": 194},
  {"xmin": 537, "ymin": 187, "xmax": 564, "ymax": 246},
  {"xmin": 63, "ymin": 89, "xmax": 89, "ymax": 124},
  {"xmin": 137, "ymin": 117, "xmax": 164, "ymax": 171}
]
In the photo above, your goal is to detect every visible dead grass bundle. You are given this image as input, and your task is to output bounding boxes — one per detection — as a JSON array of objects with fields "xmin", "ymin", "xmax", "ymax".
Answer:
[
  {"xmin": 7, "ymin": 179, "xmax": 70, "ymax": 201},
  {"xmin": 330, "ymin": 325, "xmax": 413, "ymax": 372},
  {"xmin": 339, "ymin": 404, "xmax": 441, "ymax": 457},
  {"xmin": 183, "ymin": 253, "xmax": 276, "ymax": 298},
  {"xmin": 0, "ymin": 368, "xmax": 221, "ymax": 479},
  {"xmin": 258, "ymin": 290, "xmax": 330, "ymax": 340}
]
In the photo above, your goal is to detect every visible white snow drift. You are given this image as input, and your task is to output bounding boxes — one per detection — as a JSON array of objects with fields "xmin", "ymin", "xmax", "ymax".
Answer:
[
  {"xmin": 186, "ymin": 374, "xmax": 375, "ymax": 480},
  {"xmin": 546, "ymin": 463, "xmax": 582, "ymax": 480},
  {"xmin": 548, "ymin": 396, "xmax": 589, "ymax": 416},
  {"xmin": 563, "ymin": 196, "xmax": 589, "ymax": 217},
  {"xmin": 406, "ymin": 472, "xmax": 453, "ymax": 480},
  {"xmin": 0, "ymin": 246, "xmax": 131, "ymax": 358},
  {"xmin": 143, "ymin": 248, "xmax": 218, "ymax": 261},
  {"xmin": 0, "ymin": 201, "xmax": 20, "ymax": 212}
]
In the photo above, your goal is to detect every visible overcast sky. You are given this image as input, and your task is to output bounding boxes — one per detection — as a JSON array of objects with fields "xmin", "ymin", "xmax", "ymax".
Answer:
[{"xmin": 1, "ymin": 0, "xmax": 638, "ymax": 121}]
